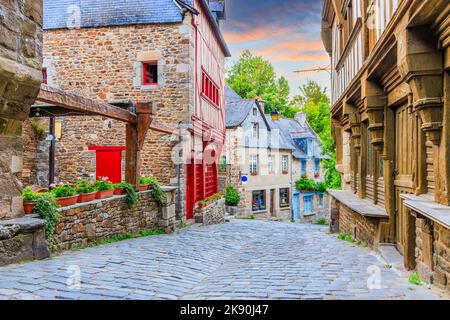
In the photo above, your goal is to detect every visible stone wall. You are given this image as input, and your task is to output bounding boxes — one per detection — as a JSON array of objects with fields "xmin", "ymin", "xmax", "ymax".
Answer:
[
  {"xmin": 194, "ymin": 199, "xmax": 225, "ymax": 226},
  {"xmin": 54, "ymin": 188, "xmax": 177, "ymax": 251},
  {"xmin": 415, "ymin": 217, "xmax": 450, "ymax": 291},
  {"xmin": 30, "ymin": 19, "xmax": 195, "ymax": 215},
  {"xmin": 0, "ymin": 0, "xmax": 43, "ymax": 219},
  {"xmin": 332, "ymin": 199, "xmax": 379, "ymax": 248},
  {"xmin": 297, "ymin": 192, "xmax": 330, "ymax": 223}
]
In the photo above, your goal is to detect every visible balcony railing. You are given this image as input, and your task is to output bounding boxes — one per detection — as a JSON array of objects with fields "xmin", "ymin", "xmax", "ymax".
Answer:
[{"xmin": 367, "ymin": 0, "xmax": 400, "ymax": 51}]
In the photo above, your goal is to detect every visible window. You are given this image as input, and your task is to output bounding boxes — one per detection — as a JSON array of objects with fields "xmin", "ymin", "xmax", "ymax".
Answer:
[
  {"xmin": 282, "ymin": 156, "xmax": 289, "ymax": 173},
  {"xmin": 307, "ymin": 139, "xmax": 314, "ymax": 156},
  {"xmin": 253, "ymin": 107, "xmax": 258, "ymax": 116},
  {"xmin": 219, "ymin": 156, "xmax": 227, "ymax": 173},
  {"xmin": 318, "ymin": 193, "xmax": 324, "ymax": 207},
  {"xmin": 252, "ymin": 191, "xmax": 266, "ymax": 211},
  {"xmin": 201, "ymin": 71, "xmax": 220, "ymax": 107},
  {"xmin": 297, "ymin": 138, "xmax": 307, "ymax": 154},
  {"xmin": 42, "ymin": 68, "xmax": 47, "ymax": 84},
  {"xmin": 280, "ymin": 188, "xmax": 289, "ymax": 208},
  {"xmin": 252, "ymin": 123, "xmax": 259, "ymax": 139},
  {"xmin": 301, "ymin": 160, "xmax": 307, "ymax": 176},
  {"xmin": 250, "ymin": 155, "xmax": 258, "ymax": 175},
  {"xmin": 303, "ymin": 194, "xmax": 313, "ymax": 214},
  {"xmin": 142, "ymin": 62, "xmax": 158, "ymax": 85},
  {"xmin": 268, "ymin": 155, "xmax": 274, "ymax": 174},
  {"xmin": 314, "ymin": 159, "xmax": 320, "ymax": 174}
]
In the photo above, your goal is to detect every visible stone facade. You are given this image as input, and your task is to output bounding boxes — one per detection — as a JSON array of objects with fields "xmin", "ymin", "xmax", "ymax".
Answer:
[
  {"xmin": 0, "ymin": 215, "xmax": 49, "ymax": 266},
  {"xmin": 296, "ymin": 192, "xmax": 330, "ymax": 223},
  {"xmin": 194, "ymin": 198, "xmax": 225, "ymax": 226},
  {"xmin": 54, "ymin": 188, "xmax": 177, "ymax": 251},
  {"xmin": 0, "ymin": 0, "xmax": 43, "ymax": 219},
  {"xmin": 415, "ymin": 217, "xmax": 450, "ymax": 291}
]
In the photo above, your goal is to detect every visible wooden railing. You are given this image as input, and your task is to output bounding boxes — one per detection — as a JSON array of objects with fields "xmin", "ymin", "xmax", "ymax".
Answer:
[{"xmin": 367, "ymin": 0, "xmax": 400, "ymax": 51}]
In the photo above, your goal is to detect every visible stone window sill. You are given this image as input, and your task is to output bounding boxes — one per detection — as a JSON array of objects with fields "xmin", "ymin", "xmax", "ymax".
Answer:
[
  {"xmin": 327, "ymin": 189, "xmax": 389, "ymax": 219},
  {"xmin": 401, "ymin": 194, "xmax": 450, "ymax": 229},
  {"xmin": 141, "ymin": 84, "xmax": 160, "ymax": 91}
]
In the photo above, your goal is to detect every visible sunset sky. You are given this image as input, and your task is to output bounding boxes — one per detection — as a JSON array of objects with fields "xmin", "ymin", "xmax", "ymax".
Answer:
[{"xmin": 221, "ymin": 0, "xmax": 330, "ymax": 97}]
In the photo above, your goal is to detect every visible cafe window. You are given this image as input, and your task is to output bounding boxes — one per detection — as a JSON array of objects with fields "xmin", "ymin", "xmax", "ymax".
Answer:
[
  {"xmin": 252, "ymin": 191, "xmax": 266, "ymax": 211},
  {"xmin": 280, "ymin": 188, "xmax": 289, "ymax": 208}
]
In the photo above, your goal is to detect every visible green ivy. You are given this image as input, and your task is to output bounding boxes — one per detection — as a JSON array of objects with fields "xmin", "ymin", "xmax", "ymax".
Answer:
[
  {"xmin": 141, "ymin": 177, "xmax": 167, "ymax": 206},
  {"xmin": 34, "ymin": 193, "xmax": 61, "ymax": 251},
  {"xmin": 225, "ymin": 185, "xmax": 240, "ymax": 206},
  {"xmin": 116, "ymin": 182, "xmax": 139, "ymax": 209}
]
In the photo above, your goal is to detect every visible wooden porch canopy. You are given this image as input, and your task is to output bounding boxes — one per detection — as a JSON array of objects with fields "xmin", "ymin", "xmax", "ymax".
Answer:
[{"xmin": 30, "ymin": 84, "xmax": 178, "ymax": 188}]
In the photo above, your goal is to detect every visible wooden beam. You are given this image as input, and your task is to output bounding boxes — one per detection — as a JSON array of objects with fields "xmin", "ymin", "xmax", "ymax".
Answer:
[
  {"xmin": 331, "ymin": 0, "xmax": 345, "ymax": 27},
  {"xmin": 37, "ymin": 84, "xmax": 137, "ymax": 124},
  {"xmin": 136, "ymin": 103, "xmax": 154, "ymax": 150},
  {"xmin": 125, "ymin": 123, "xmax": 140, "ymax": 188}
]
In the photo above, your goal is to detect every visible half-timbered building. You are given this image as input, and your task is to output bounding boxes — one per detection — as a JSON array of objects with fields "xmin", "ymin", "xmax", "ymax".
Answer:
[{"xmin": 322, "ymin": 0, "xmax": 450, "ymax": 290}]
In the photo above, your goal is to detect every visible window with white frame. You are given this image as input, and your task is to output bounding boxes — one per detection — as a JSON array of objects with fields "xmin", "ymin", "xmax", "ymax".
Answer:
[
  {"xmin": 250, "ymin": 155, "xmax": 258, "ymax": 175},
  {"xmin": 252, "ymin": 123, "xmax": 259, "ymax": 139},
  {"xmin": 253, "ymin": 107, "xmax": 258, "ymax": 116},
  {"xmin": 268, "ymin": 155, "xmax": 274, "ymax": 174},
  {"xmin": 282, "ymin": 155, "xmax": 289, "ymax": 173}
]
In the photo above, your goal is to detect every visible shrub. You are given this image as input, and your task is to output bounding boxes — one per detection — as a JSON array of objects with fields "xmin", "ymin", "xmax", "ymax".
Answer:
[
  {"xmin": 116, "ymin": 182, "xmax": 139, "ymax": 209},
  {"xmin": 295, "ymin": 177, "xmax": 317, "ymax": 191},
  {"xmin": 51, "ymin": 185, "xmax": 78, "ymax": 198},
  {"xmin": 225, "ymin": 185, "xmax": 240, "ymax": 206},
  {"xmin": 315, "ymin": 218, "xmax": 328, "ymax": 225},
  {"xmin": 22, "ymin": 186, "xmax": 38, "ymax": 203},
  {"xmin": 93, "ymin": 179, "xmax": 114, "ymax": 191},
  {"xmin": 408, "ymin": 272, "xmax": 422, "ymax": 286},
  {"xmin": 76, "ymin": 179, "xmax": 96, "ymax": 194},
  {"xmin": 34, "ymin": 193, "xmax": 61, "ymax": 250}
]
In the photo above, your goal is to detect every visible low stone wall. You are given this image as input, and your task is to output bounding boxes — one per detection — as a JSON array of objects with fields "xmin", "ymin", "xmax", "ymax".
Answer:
[
  {"xmin": 415, "ymin": 216, "xmax": 449, "ymax": 291},
  {"xmin": 194, "ymin": 199, "xmax": 225, "ymax": 225},
  {"xmin": 54, "ymin": 188, "xmax": 177, "ymax": 251},
  {"xmin": 0, "ymin": 216, "xmax": 50, "ymax": 266},
  {"xmin": 330, "ymin": 198, "xmax": 379, "ymax": 248}
]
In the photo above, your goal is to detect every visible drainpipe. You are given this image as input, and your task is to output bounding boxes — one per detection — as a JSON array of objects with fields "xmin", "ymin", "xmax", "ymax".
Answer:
[{"xmin": 290, "ymin": 154, "xmax": 294, "ymax": 223}]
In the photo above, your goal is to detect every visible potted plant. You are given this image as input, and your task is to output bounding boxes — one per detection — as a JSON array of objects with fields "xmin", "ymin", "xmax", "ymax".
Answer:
[
  {"xmin": 139, "ymin": 177, "xmax": 151, "ymax": 192},
  {"xmin": 76, "ymin": 179, "xmax": 97, "ymax": 203},
  {"xmin": 198, "ymin": 200, "xmax": 207, "ymax": 209},
  {"xmin": 113, "ymin": 182, "xmax": 125, "ymax": 195},
  {"xmin": 22, "ymin": 186, "xmax": 38, "ymax": 214},
  {"xmin": 93, "ymin": 178, "xmax": 115, "ymax": 199},
  {"xmin": 51, "ymin": 184, "xmax": 79, "ymax": 207}
]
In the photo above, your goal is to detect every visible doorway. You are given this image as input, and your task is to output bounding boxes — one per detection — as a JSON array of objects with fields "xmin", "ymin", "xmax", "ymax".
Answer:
[{"xmin": 88, "ymin": 146, "xmax": 126, "ymax": 183}]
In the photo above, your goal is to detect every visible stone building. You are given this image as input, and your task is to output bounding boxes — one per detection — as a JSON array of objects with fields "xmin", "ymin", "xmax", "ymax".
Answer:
[
  {"xmin": 0, "ymin": 0, "xmax": 43, "ymax": 219},
  {"xmin": 322, "ymin": 0, "xmax": 450, "ymax": 290},
  {"xmin": 223, "ymin": 87, "xmax": 329, "ymax": 221},
  {"xmin": 25, "ymin": 0, "xmax": 230, "ymax": 220}
]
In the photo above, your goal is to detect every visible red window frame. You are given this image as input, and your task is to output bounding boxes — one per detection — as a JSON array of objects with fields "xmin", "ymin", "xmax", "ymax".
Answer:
[
  {"xmin": 42, "ymin": 68, "xmax": 47, "ymax": 84},
  {"xmin": 142, "ymin": 62, "xmax": 158, "ymax": 86},
  {"xmin": 201, "ymin": 70, "xmax": 220, "ymax": 108}
]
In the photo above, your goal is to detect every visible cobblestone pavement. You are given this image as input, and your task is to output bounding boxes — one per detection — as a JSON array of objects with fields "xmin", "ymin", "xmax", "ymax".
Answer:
[{"xmin": 0, "ymin": 219, "xmax": 448, "ymax": 300}]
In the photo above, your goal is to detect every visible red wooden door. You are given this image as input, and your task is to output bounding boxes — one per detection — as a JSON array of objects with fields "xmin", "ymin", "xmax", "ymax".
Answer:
[{"xmin": 88, "ymin": 146, "xmax": 126, "ymax": 183}]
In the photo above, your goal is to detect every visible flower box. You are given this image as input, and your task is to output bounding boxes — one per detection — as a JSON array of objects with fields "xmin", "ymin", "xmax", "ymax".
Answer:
[
  {"xmin": 95, "ymin": 189, "xmax": 114, "ymax": 200},
  {"xmin": 251, "ymin": 173, "xmax": 258, "ymax": 176},
  {"xmin": 139, "ymin": 184, "xmax": 150, "ymax": 192},
  {"xmin": 77, "ymin": 191, "xmax": 97, "ymax": 203},
  {"xmin": 57, "ymin": 195, "xmax": 79, "ymax": 207},
  {"xmin": 114, "ymin": 188, "xmax": 124, "ymax": 195},
  {"xmin": 23, "ymin": 202, "xmax": 36, "ymax": 215}
]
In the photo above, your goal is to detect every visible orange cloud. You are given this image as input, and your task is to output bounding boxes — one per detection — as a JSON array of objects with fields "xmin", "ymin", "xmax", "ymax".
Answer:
[
  {"xmin": 270, "ymin": 52, "xmax": 329, "ymax": 63},
  {"xmin": 254, "ymin": 39, "xmax": 325, "ymax": 56},
  {"xmin": 223, "ymin": 26, "xmax": 290, "ymax": 44}
]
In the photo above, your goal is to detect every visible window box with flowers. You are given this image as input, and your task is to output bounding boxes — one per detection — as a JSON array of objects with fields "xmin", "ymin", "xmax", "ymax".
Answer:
[
  {"xmin": 93, "ymin": 178, "xmax": 115, "ymax": 200},
  {"xmin": 51, "ymin": 184, "xmax": 79, "ymax": 207},
  {"xmin": 198, "ymin": 193, "xmax": 223, "ymax": 209}
]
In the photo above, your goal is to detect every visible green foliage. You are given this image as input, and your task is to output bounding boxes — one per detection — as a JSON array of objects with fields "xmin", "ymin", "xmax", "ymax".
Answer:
[
  {"xmin": 139, "ymin": 229, "xmax": 165, "ymax": 237},
  {"xmin": 93, "ymin": 179, "xmax": 114, "ymax": 191},
  {"xmin": 51, "ymin": 185, "xmax": 77, "ymax": 198},
  {"xmin": 116, "ymin": 182, "xmax": 139, "ymax": 209},
  {"xmin": 34, "ymin": 193, "xmax": 61, "ymax": 250},
  {"xmin": 30, "ymin": 118, "xmax": 46, "ymax": 141},
  {"xmin": 236, "ymin": 215, "xmax": 256, "ymax": 220},
  {"xmin": 292, "ymin": 80, "xmax": 341, "ymax": 190},
  {"xmin": 408, "ymin": 272, "xmax": 422, "ymax": 286},
  {"xmin": 199, "ymin": 193, "xmax": 223, "ymax": 206},
  {"xmin": 22, "ymin": 186, "xmax": 38, "ymax": 203},
  {"xmin": 315, "ymin": 218, "xmax": 328, "ymax": 226},
  {"xmin": 226, "ymin": 50, "xmax": 292, "ymax": 116},
  {"xmin": 337, "ymin": 232, "xmax": 368, "ymax": 247},
  {"xmin": 141, "ymin": 177, "xmax": 167, "ymax": 206},
  {"xmin": 98, "ymin": 233, "xmax": 137, "ymax": 245},
  {"xmin": 76, "ymin": 179, "xmax": 96, "ymax": 194},
  {"xmin": 225, "ymin": 184, "xmax": 240, "ymax": 207},
  {"xmin": 295, "ymin": 177, "xmax": 326, "ymax": 192}
]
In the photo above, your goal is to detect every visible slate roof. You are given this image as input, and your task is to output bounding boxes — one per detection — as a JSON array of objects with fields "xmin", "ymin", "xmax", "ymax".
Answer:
[
  {"xmin": 43, "ymin": 0, "xmax": 231, "ymax": 56},
  {"xmin": 266, "ymin": 117, "xmax": 330, "ymax": 160}
]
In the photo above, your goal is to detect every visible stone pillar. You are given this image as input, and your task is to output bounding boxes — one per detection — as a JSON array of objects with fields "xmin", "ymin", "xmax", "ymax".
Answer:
[{"xmin": 0, "ymin": 1, "xmax": 43, "ymax": 219}]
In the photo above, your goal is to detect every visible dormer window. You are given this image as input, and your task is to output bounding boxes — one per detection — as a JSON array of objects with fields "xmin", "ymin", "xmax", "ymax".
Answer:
[
  {"xmin": 142, "ymin": 62, "xmax": 158, "ymax": 86},
  {"xmin": 252, "ymin": 123, "xmax": 259, "ymax": 139},
  {"xmin": 253, "ymin": 107, "xmax": 258, "ymax": 116}
]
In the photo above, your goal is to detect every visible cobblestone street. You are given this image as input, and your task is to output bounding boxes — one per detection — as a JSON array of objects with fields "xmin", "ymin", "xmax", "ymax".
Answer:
[{"xmin": 0, "ymin": 219, "xmax": 447, "ymax": 300}]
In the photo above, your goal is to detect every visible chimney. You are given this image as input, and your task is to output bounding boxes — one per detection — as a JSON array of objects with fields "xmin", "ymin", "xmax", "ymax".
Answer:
[
  {"xmin": 295, "ymin": 112, "xmax": 307, "ymax": 126},
  {"xmin": 271, "ymin": 109, "xmax": 281, "ymax": 121}
]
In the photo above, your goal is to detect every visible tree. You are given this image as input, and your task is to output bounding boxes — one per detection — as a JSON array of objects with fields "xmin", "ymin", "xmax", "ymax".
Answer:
[
  {"xmin": 292, "ymin": 80, "xmax": 341, "ymax": 189},
  {"xmin": 227, "ymin": 50, "xmax": 295, "ymax": 116}
]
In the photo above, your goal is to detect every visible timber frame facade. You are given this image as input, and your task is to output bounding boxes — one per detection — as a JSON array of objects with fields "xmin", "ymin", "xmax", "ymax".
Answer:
[{"xmin": 322, "ymin": 0, "xmax": 450, "ymax": 290}]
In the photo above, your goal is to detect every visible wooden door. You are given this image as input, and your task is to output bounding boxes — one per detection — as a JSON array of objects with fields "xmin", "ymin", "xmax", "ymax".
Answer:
[
  {"xmin": 88, "ymin": 146, "xmax": 125, "ymax": 183},
  {"xmin": 270, "ymin": 189, "xmax": 275, "ymax": 216},
  {"xmin": 394, "ymin": 104, "xmax": 416, "ymax": 253}
]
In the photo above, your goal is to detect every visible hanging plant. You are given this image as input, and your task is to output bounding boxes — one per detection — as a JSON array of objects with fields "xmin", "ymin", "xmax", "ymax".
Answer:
[
  {"xmin": 34, "ymin": 193, "xmax": 61, "ymax": 251},
  {"xmin": 115, "ymin": 182, "xmax": 139, "ymax": 209},
  {"xmin": 141, "ymin": 177, "xmax": 167, "ymax": 206}
]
